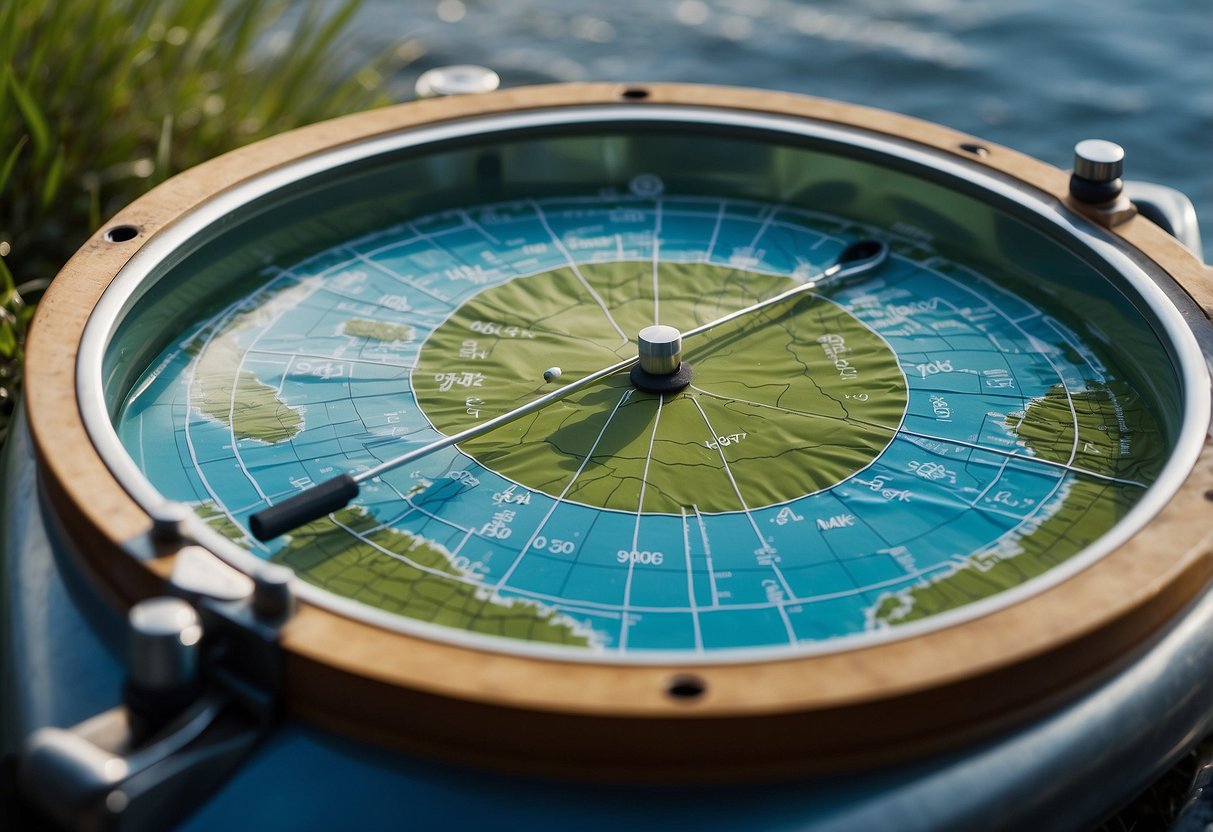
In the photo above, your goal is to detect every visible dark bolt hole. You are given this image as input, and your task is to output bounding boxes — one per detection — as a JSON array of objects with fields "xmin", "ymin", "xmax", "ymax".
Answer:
[
  {"xmin": 667, "ymin": 674, "xmax": 707, "ymax": 700},
  {"xmin": 104, "ymin": 225, "xmax": 139, "ymax": 243}
]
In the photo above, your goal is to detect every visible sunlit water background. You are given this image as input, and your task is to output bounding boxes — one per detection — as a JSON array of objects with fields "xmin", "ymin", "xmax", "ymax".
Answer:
[{"xmin": 341, "ymin": 0, "xmax": 1211, "ymax": 254}]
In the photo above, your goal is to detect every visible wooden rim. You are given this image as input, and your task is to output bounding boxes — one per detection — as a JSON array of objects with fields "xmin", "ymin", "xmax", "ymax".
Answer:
[{"xmin": 24, "ymin": 83, "xmax": 1213, "ymax": 778}]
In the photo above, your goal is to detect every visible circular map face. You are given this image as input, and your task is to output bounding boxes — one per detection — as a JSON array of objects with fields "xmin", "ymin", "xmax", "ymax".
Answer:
[
  {"xmin": 414, "ymin": 263, "xmax": 906, "ymax": 514},
  {"xmin": 115, "ymin": 192, "xmax": 1165, "ymax": 659}
]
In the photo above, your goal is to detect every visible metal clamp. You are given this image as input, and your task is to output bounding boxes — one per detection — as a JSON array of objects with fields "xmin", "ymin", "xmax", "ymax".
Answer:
[{"xmin": 13, "ymin": 538, "xmax": 295, "ymax": 831}]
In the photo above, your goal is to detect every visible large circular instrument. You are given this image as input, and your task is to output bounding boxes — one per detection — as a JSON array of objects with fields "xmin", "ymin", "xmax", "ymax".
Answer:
[{"xmin": 8, "ymin": 83, "xmax": 1213, "ymax": 829}]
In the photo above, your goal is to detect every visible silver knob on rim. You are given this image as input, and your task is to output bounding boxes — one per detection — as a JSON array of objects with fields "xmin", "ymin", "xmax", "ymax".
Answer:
[
  {"xmin": 1069, "ymin": 139, "xmax": 1126, "ymax": 204},
  {"xmin": 128, "ymin": 597, "xmax": 202, "ymax": 692},
  {"xmin": 414, "ymin": 65, "xmax": 500, "ymax": 99},
  {"xmin": 148, "ymin": 501, "xmax": 192, "ymax": 543},
  {"xmin": 1073, "ymin": 139, "xmax": 1125, "ymax": 183},
  {"xmin": 252, "ymin": 563, "xmax": 296, "ymax": 620}
]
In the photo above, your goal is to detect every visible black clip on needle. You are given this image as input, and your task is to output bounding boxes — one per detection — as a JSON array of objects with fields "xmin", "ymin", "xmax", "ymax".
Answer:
[{"xmin": 248, "ymin": 239, "xmax": 888, "ymax": 540}]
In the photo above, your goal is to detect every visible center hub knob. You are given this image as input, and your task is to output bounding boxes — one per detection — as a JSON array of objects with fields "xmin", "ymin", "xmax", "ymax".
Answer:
[{"xmin": 630, "ymin": 324, "xmax": 693, "ymax": 394}]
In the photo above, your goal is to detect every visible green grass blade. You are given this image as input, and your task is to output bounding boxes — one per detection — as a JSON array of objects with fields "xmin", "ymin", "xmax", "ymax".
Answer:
[
  {"xmin": 0, "ymin": 249, "xmax": 14, "ymax": 295},
  {"xmin": 5, "ymin": 67, "xmax": 52, "ymax": 163},
  {"xmin": 154, "ymin": 114, "xmax": 173, "ymax": 184},
  {"xmin": 0, "ymin": 0, "xmax": 403, "ymax": 452},
  {"xmin": 39, "ymin": 146, "xmax": 65, "ymax": 210},
  {"xmin": 0, "ymin": 136, "xmax": 28, "ymax": 197}
]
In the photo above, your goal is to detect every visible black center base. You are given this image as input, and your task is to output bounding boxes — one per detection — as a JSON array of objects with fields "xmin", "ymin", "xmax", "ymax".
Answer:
[{"xmin": 630, "ymin": 362, "xmax": 693, "ymax": 394}]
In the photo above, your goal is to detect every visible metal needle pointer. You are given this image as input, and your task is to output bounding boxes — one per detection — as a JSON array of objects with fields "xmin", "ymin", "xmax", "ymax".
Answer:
[{"xmin": 248, "ymin": 239, "xmax": 888, "ymax": 540}]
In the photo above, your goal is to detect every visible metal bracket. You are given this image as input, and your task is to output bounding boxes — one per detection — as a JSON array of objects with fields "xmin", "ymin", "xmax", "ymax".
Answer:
[
  {"xmin": 1123, "ymin": 180, "xmax": 1205, "ymax": 262},
  {"xmin": 12, "ymin": 540, "xmax": 294, "ymax": 831}
]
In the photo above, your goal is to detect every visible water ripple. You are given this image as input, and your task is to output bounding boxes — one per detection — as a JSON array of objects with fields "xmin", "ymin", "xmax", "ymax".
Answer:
[{"xmin": 344, "ymin": 0, "xmax": 1211, "ymax": 243}]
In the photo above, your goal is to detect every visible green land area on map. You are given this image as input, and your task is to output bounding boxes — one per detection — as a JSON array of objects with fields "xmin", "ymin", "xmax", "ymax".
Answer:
[
  {"xmin": 343, "ymin": 318, "xmax": 416, "ymax": 342},
  {"xmin": 414, "ymin": 262, "xmax": 908, "ymax": 514},
  {"xmin": 194, "ymin": 500, "xmax": 250, "ymax": 543},
  {"xmin": 269, "ymin": 507, "xmax": 591, "ymax": 646},
  {"xmin": 188, "ymin": 282, "xmax": 308, "ymax": 444},
  {"xmin": 873, "ymin": 381, "xmax": 1164, "ymax": 626}
]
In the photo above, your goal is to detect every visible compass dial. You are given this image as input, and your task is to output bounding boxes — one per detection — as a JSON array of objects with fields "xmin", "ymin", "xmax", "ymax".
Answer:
[
  {"xmin": 111, "ymin": 182, "xmax": 1172, "ymax": 657},
  {"xmin": 30, "ymin": 86, "xmax": 1209, "ymax": 774}
]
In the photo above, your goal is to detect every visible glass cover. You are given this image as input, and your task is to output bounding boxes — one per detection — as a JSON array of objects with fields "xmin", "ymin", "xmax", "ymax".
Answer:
[{"xmin": 104, "ymin": 120, "xmax": 1184, "ymax": 659}]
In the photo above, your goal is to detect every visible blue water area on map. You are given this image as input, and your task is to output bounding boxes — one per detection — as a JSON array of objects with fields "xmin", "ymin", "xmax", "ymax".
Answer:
[{"xmin": 116, "ymin": 195, "xmax": 1127, "ymax": 654}]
